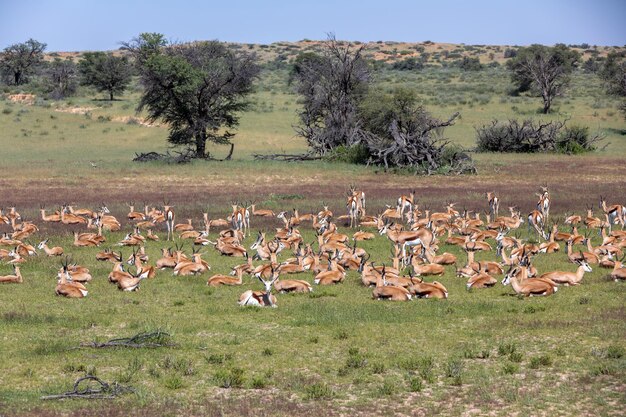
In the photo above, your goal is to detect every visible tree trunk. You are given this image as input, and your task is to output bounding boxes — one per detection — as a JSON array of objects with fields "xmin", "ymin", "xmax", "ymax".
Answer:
[
  {"xmin": 14, "ymin": 71, "xmax": 21, "ymax": 86},
  {"xmin": 225, "ymin": 143, "xmax": 235, "ymax": 160},
  {"xmin": 542, "ymin": 94, "xmax": 551, "ymax": 114},
  {"xmin": 109, "ymin": 90, "xmax": 114, "ymax": 101},
  {"xmin": 195, "ymin": 130, "xmax": 207, "ymax": 158}
]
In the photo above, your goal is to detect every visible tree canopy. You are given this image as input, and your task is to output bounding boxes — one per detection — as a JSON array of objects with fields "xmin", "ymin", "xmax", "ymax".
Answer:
[
  {"xmin": 124, "ymin": 33, "xmax": 260, "ymax": 158},
  {"xmin": 507, "ymin": 44, "xmax": 579, "ymax": 113},
  {"xmin": 78, "ymin": 52, "xmax": 132, "ymax": 100},
  {"xmin": 0, "ymin": 38, "xmax": 46, "ymax": 85}
]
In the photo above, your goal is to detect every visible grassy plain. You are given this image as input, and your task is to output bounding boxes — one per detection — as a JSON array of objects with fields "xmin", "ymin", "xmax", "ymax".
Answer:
[{"xmin": 0, "ymin": 63, "xmax": 625, "ymax": 416}]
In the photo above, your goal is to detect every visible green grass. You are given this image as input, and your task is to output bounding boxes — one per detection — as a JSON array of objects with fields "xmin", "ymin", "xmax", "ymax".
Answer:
[
  {"xmin": 0, "ymin": 226, "xmax": 624, "ymax": 415},
  {"xmin": 0, "ymin": 64, "xmax": 625, "ymax": 416}
]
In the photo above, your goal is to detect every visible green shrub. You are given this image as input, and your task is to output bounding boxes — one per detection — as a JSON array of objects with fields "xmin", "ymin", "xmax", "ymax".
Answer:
[
  {"xmin": 502, "ymin": 362, "xmax": 520, "ymax": 374},
  {"xmin": 556, "ymin": 125, "xmax": 602, "ymax": 154},
  {"xmin": 529, "ymin": 355, "xmax": 553, "ymax": 369},
  {"xmin": 498, "ymin": 341, "xmax": 517, "ymax": 356},
  {"xmin": 213, "ymin": 367, "xmax": 245, "ymax": 388},
  {"xmin": 305, "ymin": 382, "xmax": 334, "ymax": 400},
  {"xmin": 163, "ymin": 375, "xmax": 185, "ymax": 389},
  {"xmin": 606, "ymin": 345, "xmax": 625, "ymax": 359},
  {"xmin": 324, "ymin": 144, "xmax": 370, "ymax": 165},
  {"xmin": 378, "ymin": 380, "xmax": 396, "ymax": 396},
  {"xmin": 406, "ymin": 375, "xmax": 423, "ymax": 392}
]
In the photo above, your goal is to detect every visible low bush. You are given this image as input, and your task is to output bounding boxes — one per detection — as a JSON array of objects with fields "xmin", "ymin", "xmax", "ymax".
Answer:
[{"xmin": 475, "ymin": 119, "xmax": 603, "ymax": 153}]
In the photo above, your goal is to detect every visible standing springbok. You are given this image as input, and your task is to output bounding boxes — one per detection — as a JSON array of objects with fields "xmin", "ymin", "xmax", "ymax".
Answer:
[
  {"xmin": 164, "ymin": 203, "xmax": 175, "ymax": 241},
  {"xmin": 346, "ymin": 194, "xmax": 360, "ymax": 229},
  {"xmin": 230, "ymin": 203, "xmax": 250, "ymax": 237},
  {"xmin": 487, "ymin": 192, "xmax": 500, "ymax": 219},
  {"xmin": 536, "ymin": 186, "xmax": 550, "ymax": 224},
  {"xmin": 397, "ymin": 190, "xmax": 415, "ymax": 217}
]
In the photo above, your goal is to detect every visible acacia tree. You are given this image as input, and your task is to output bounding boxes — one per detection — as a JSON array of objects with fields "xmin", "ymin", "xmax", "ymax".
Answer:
[
  {"xmin": 78, "ymin": 52, "xmax": 132, "ymax": 100},
  {"xmin": 292, "ymin": 35, "xmax": 370, "ymax": 154},
  {"xmin": 124, "ymin": 33, "xmax": 259, "ymax": 158},
  {"xmin": 0, "ymin": 38, "xmax": 46, "ymax": 85},
  {"xmin": 45, "ymin": 58, "xmax": 78, "ymax": 99},
  {"xmin": 507, "ymin": 44, "xmax": 579, "ymax": 113}
]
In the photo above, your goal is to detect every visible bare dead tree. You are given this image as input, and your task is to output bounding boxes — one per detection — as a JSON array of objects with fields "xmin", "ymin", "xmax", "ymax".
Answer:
[
  {"xmin": 361, "ymin": 109, "xmax": 473, "ymax": 174},
  {"xmin": 292, "ymin": 34, "xmax": 370, "ymax": 154}
]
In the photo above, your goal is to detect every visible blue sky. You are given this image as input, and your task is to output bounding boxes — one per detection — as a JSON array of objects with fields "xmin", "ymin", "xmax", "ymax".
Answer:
[{"xmin": 1, "ymin": 0, "xmax": 624, "ymax": 51}]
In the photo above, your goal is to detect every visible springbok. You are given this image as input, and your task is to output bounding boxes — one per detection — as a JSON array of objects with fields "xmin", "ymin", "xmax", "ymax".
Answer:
[
  {"xmin": 231, "ymin": 203, "xmax": 250, "ymax": 237},
  {"xmin": 501, "ymin": 264, "xmax": 557, "ymax": 297},
  {"xmin": 610, "ymin": 256, "xmax": 626, "ymax": 281},
  {"xmin": 314, "ymin": 259, "xmax": 345, "ymax": 285},
  {"xmin": 372, "ymin": 266, "xmax": 411, "ymax": 301},
  {"xmin": 38, "ymin": 239, "xmax": 64, "ymax": 257},
  {"xmin": 565, "ymin": 241, "xmax": 599, "ymax": 264},
  {"xmin": 272, "ymin": 266, "xmax": 313, "ymax": 293},
  {"xmin": 173, "ymin": 250, "xmax": 210, "ymax": 276},
  {"xmin": 539, "ymin": 259, "xmax": 592, "ymax": 286},
  {"xmin": 116, "ymin": 268, "xmax": 147, "ymax": 292},
  {"xmin": 539, "ymin": 224, "xmax": 561, "ymax": 253},
  {"xmin": 164, "ymin": 203, "xmax": 175, "ymax": 241},
  {"xmin": 527, "ymin": 210, "xmax": 547, "ymax": 240},
  {"xmin": 346, "ymin": 194, "xmax": 360, "ymax": 229},
  {"xmin": 156, "ymin": 248, "xmax": 178, "ymax": 269},
  {"xmin": 353, "ymin": 230, "xmax": 375, "ymax": 241},
  {"xmin": 536, "ymin": 186, "xmax": 550, "ymax": 224},
  {"xmin": 250, "ymin": 203, "xmax": 275, "ymax": 217},
  {"xmin": 108, "ymin": 260, "xmax": 134, "ymax": 283},
  {"xmin": 95, "ymin": 248, "xmax": 121, "ymax": 263},
  {"xmin": 408, "ymin": 275, "xmax": 448, "ymax": 299},
  {"xmin": 486, "ymin": 192, "xmax": 499, "ymax": 218},
  {"xmin": 40, "ymin": 207, "xmax": 61, "ymax": 222},
  {"xmin": 147, "ymin": 229, "xmax": 159, "ymax": 241},
  {"xmin": 600, "ymin": 196, "xmax": 625, "ymax": 227},
  {"xmin": 207, "ymin": 264, "xmax": 246, "ymax": 287},
  {"xmin": 396, "ymin": 190, "xmax": 415, "ymax": 217},
  {"xmin": 128, "ymin": 248, "xmax": 156, "ymax": 279},
  {"xmin": 0, "ymin": 265, "xmax": 23, "ymax": 283},
  {"xmin": 174, "ymin": 219, "xmax": 194, "ymax": 232},
  {"xmin": 466, "ymin": 267, "xmax": 497, "ymax": 289},
  {"xmin": 73, "ymin": 231, "xmax": 99, "ymax": 247},
  {"xmin": 127, "ymin": 202, "xmax": 146, "ymax": 220},
  {"xmin": 56, "ymin": 259, "xmax": 88, "ymax": 298},
  {"xmin": 238, "ymin": 273, "xmax": 278, "ymax": 307}
]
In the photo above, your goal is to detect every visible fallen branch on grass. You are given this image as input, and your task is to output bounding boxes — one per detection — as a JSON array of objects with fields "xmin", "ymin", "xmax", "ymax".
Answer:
[
  {"xmin": 253, "ymin": 153, "xmax": 323, "ymax": 161},
  {"xmin": 80, "ymin": 330, "xmax": 175, "ymax": 349},
  {"xmin": 41, "ymin": 376, "xmax": 134, "ymax": 400}
]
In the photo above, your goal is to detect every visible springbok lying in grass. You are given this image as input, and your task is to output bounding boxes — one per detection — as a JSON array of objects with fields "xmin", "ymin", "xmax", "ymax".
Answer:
[
  {"xmin": 239, "ymin": 272, "xmax": 278, "ymax": 308},
  {"xmin": 0, "ymin": 265, "xmax": 23, "ymax": 284}
]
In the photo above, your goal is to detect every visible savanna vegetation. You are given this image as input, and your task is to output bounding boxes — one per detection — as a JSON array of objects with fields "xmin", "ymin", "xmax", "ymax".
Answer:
[{"xmin": 0, "ymin": 35, "xmax": 625, "ymax": 417}]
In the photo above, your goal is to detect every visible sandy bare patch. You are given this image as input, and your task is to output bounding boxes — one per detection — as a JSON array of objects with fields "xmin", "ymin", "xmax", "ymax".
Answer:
[
  {"xmin": 112, "ymin": 115, "xmax": 160, "ymax": 127},
  {"xmin": 8, "ymin": 93, "xmax": 36, "ymax": 104},
  {"xmin": 55, "ymin": 106, "xmax": 95, "ymax": 114}
]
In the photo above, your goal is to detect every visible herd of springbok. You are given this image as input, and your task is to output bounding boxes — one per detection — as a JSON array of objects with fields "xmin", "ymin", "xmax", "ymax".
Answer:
[{"xmin": 0, "ymin": 188, "xmax": 625, "ymax": 306}]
